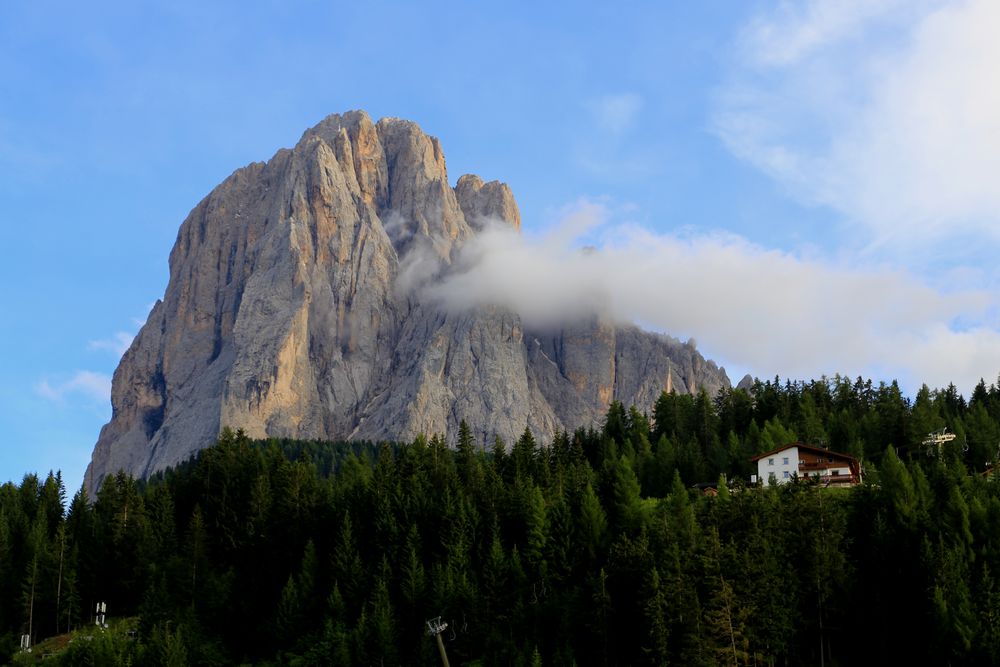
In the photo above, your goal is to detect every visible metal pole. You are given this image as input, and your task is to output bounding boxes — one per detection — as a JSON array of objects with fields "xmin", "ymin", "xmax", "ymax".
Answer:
[
  {"xmin": 426, "ymin": 617, "xmax": 451, "ymax": 667},
  {"xmin": 56, "ymin": 529, "xmax": 65, "ymax": 634},
  {"xmin": 434, "ymin": 632, "xmax": 451, "ymax": 667},
  {"xmin": 28, "ymin": 557, "xmax": 36, "ymax": 648}
]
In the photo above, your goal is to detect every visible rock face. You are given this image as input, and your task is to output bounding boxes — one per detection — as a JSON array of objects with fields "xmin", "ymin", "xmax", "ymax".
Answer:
[{"xmin": 85, "ymin": 111, "xmax": 729, "ymax": 493}]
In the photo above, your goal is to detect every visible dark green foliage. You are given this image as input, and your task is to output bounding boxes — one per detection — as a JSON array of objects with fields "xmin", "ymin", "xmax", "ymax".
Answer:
[{"xmin": 8, "ymin": 375, "xmax": 1000, "ymax": 663}]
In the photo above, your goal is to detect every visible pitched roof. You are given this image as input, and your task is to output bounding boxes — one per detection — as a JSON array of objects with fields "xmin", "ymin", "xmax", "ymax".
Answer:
[{"xmin": 750, "ymin": 441, "xmax": 859, "ymax": 464}]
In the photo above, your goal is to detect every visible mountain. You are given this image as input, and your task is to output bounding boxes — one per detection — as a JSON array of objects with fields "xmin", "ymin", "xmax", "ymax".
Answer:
[{"xmin": 84, "ymin": 111, "xmax": 729, "ymax": 493}]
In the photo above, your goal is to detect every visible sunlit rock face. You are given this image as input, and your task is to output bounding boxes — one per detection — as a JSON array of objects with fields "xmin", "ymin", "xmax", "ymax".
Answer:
[{"xmin": 85, "ymin": 111, "xmax": 729, "ymax": 493}]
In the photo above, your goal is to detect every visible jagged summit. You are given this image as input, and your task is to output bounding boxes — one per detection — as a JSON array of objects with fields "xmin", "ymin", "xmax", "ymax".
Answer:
[
  {"xmin": 455, "ymin": 174, "xmax": 521, "ymax": 231},
  {"xmin": 84, "ymin": 111, "xmax": 729, "ymax": 493}
]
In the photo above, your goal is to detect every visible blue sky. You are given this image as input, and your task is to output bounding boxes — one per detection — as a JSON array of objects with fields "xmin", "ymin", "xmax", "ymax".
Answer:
[{"xmin": 3, "ymin": 0, "xmax": 1000, "ymax": 491}]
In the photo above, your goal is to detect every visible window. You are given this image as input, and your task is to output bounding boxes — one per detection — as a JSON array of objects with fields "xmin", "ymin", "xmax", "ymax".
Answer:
[
  {"xmin": 831, "ymin": 470, "xmax": 840, "ymax": 476},
  {"xmin": 768, "ymin": 458, "xmax": 774, "ymax": 466},
  {"xmin": 783, "ymin": 471, "xmax": 790, "ymax": 478},
  {"xmin": 782, "ymin": 457, "xmax": 789, "ymax": 465}
]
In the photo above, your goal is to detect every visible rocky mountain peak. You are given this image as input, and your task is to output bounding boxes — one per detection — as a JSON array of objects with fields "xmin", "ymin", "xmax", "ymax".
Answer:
[
  {"xmin": 84, "ymin": 111, "xmax": 729, "ymax": 494},
  {"xmin": 454, "ymin": 174, "xmax": 521, "ymax": 231}
]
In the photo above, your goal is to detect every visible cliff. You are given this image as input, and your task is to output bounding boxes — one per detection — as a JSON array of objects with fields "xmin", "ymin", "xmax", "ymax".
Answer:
[{"xmin": 85, "ymin": 111, "xmax": 729, "ymax": 492}]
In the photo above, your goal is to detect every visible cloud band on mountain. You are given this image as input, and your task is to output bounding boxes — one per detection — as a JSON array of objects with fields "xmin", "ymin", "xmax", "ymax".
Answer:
[{"xmin": 417, "ymin": 200, "xmax": 1000, "ymax": 393}]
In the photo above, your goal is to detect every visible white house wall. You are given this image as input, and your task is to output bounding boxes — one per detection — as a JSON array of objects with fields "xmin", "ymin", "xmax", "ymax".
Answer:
[{"xmin": 758, "ymin": 446, "xmax": 800, "ymax": 486}]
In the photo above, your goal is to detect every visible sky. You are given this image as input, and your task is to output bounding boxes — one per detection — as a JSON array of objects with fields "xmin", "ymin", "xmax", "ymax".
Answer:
[{"xmin": 3, "ymin": 0, "xmax": 1000, "ymax": 491}]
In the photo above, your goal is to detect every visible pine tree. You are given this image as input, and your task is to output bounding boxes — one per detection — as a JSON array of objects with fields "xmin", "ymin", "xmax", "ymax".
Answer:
[
  {"xmin": 576, "ymin": 482, "xmax": 607, "ymax": 562},
  {"xmin": 544, "ymin": 494, "xmax": 574, "ymax": 583},
  {"xmin": 64, "ymin": 485, "xmax": 95, "ymax": 631},
  {"xmin": 976, "ymin": 563, "xmax": 1000, "ymax": 664},
  {"xmin": 146, "ymin": 622, "xmax": 189, "ymax": 667},
  {"xmin": 275, "ymin": 574, "xmax": 302, "ymax": 643},
  {"xmin": 38, "ymin": 471, "xmax": 65, "ymax": 536},
  {"xmin": 522, "ymin": 482, "xmax": 547, "ymax": 572},
  {"xmin": 457, "ymin": 418, "xmax": 482, "ymax": 490},
  {"xmin": 365, "ymin": 559, "xmax": 397, "ymax": 665},
  {"xmin": 21, "ymin": 514, "xmax": 47, "ymax": 647},
  {"xmin": 492, "ymin": 436, "xmax": 509, "ymax": 481},
  {"xmin": 702, "ymin": 527, "xmax": 751, "ymax": 666},
  {"xmin": 182, "ymin": 505, "xmax": 209, "ymax": 609},
  {"xmin": 331, "ymin": 511, "xmax": 365, "ymax": 615},
  {"xmin": 590, "ymin": 568, "xmax": 612, "ymax": 667},
  {"xmin": 642, "ymin": 567, "xmax": 670, "ymax": 665},
  {"xmin": 512, "ymin": 427, "xmax": 539, "ymax": 483},
  {"xmin": 610, "ymin": 456, "xmax": 643, "ymax": 534},
  {"xmin": 297, "ymin": 539, "xmax": 320, "ymax": 630},
  {"xmin": 0, "ymin": 507, "xmax": 9, "ymax": 622},
  {"xmin": 880, "ymin": 446, "xmax": 917, "ymax": 529},
  {"xmin": 400, "ymin": 526, "xmax": 426, "ymax": 609}
]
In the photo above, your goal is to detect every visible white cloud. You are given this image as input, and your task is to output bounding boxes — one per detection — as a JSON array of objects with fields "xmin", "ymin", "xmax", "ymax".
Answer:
[
  {"xmin": 37, "ymin": 371, "xmax": 112, "ymax": 404},
  {"xmin": 89, "ymin": 302, "xmax": 159, "ymax": 356},
  {"xmin": 715, "ymin": 0, "xmax": 1000, "ymax": 249},
  {"xmin": 589, "ymin": 93, "xmax": 643, "ymax": 135},
  {"xmin": 740, "ymin": 0, "xmax": 918, "ymax": 67},
  {"xmin": 87, "ymin": 331, "xmax": 135, "ymax": 357},
  {"xmin": 417, "ymin": 201, "xmax": 1000, "ymax": 393}
]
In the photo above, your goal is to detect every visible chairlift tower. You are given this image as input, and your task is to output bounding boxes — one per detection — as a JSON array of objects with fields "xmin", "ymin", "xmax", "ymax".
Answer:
[
  {"xmin": 426, "ymin": 616, "xmax": 451, "ymax": 667},
  {"xmin": 922, "ymin": 428, "xmax": 956, "ymax": 457}
]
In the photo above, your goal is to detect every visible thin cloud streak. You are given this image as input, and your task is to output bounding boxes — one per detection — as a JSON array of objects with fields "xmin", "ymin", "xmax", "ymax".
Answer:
[
  {"xmin": 739, "ymin": 0, "xmax": 921, "ymax": 67},
  {"xmin": 418, "ymin": 202, "xmax": 1000, "ymax": 393},
  {"xmin": 87, "ymin": 331, "xmax": 135, "ymax": 357},
  {"xmin": 715, "ymin": 0, "xmax": 1000, "ymax": 249},
  {"xmin": 36, "ymin": 371, "xmax": 112, "ymax": 404}
]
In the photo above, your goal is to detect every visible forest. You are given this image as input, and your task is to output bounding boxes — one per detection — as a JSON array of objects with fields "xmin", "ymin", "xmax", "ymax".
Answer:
[{"xmin": 3, "ymin": 374, "xmax": 1000, "ymax": 665}]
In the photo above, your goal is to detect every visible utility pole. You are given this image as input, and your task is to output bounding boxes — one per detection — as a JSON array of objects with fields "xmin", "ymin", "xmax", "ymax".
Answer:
[
  {"xmin": 28, "ymin": 556, "xmax": 36, "ymax": 649},
  {"xmin": 426, "ymin": 616, "xmax": 450, "ymax": 667},
  {"xmin": 55, "ymin": 527, "xmax": 65, "ymax": 634}
]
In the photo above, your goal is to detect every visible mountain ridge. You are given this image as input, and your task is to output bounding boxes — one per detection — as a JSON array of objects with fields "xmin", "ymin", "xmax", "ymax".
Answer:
[{"xmin": 85, "ymin": 110, "xmax": 729, "ymax": 493}]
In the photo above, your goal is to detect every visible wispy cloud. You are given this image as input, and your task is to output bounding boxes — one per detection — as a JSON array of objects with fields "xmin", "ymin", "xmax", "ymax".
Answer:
[
  {"xmin": 588, "ymin": 93, "xmax": 643, "ymax": 135},
  {"xmin": 88, "ymin": 302, "xmax": 158, "ymax": 357},
  {"xmin": 415, "ymin": 201, "xmax": 1000, "ymax": 393},
  {"xmin": 715, "ymin": 0, "xmax": 1000, "ymax": 250},
  {"xmin": 36, "ymin": 371, "xmax": 112, "ymax": 404},
  {"xmin": 87, "ymin": 331, "xmax": 135, "ymax": 357},
  {"xmin": 739, "ymin": 0, "xmax": 919, "ymax": 67}
]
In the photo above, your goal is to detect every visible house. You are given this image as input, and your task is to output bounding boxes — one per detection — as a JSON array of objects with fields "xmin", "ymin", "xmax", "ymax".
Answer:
[
  {"xmin": 691, "ymin": 481, "xmax": 719, "ymax": 497},
  {"xmin": 750, "ymin": 442, "xmax": 861, "ymax": 487}
]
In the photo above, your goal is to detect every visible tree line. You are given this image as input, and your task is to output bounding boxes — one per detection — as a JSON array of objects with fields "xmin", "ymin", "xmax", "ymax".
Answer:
[{"xmin": 3, "ymin": 375, "xmax": 1000, "ymax": 664}]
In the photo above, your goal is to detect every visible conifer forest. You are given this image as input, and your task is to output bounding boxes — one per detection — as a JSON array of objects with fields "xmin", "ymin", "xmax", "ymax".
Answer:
[{"xmin": 5, "ymin": 376, "xmax": 1000, "ymax": 665}]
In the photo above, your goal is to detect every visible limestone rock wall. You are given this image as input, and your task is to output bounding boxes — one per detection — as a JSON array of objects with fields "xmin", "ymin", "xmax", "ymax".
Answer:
[{"xmin": 85, "ymin": 111, "xmax": 729, "ymax": 493}]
